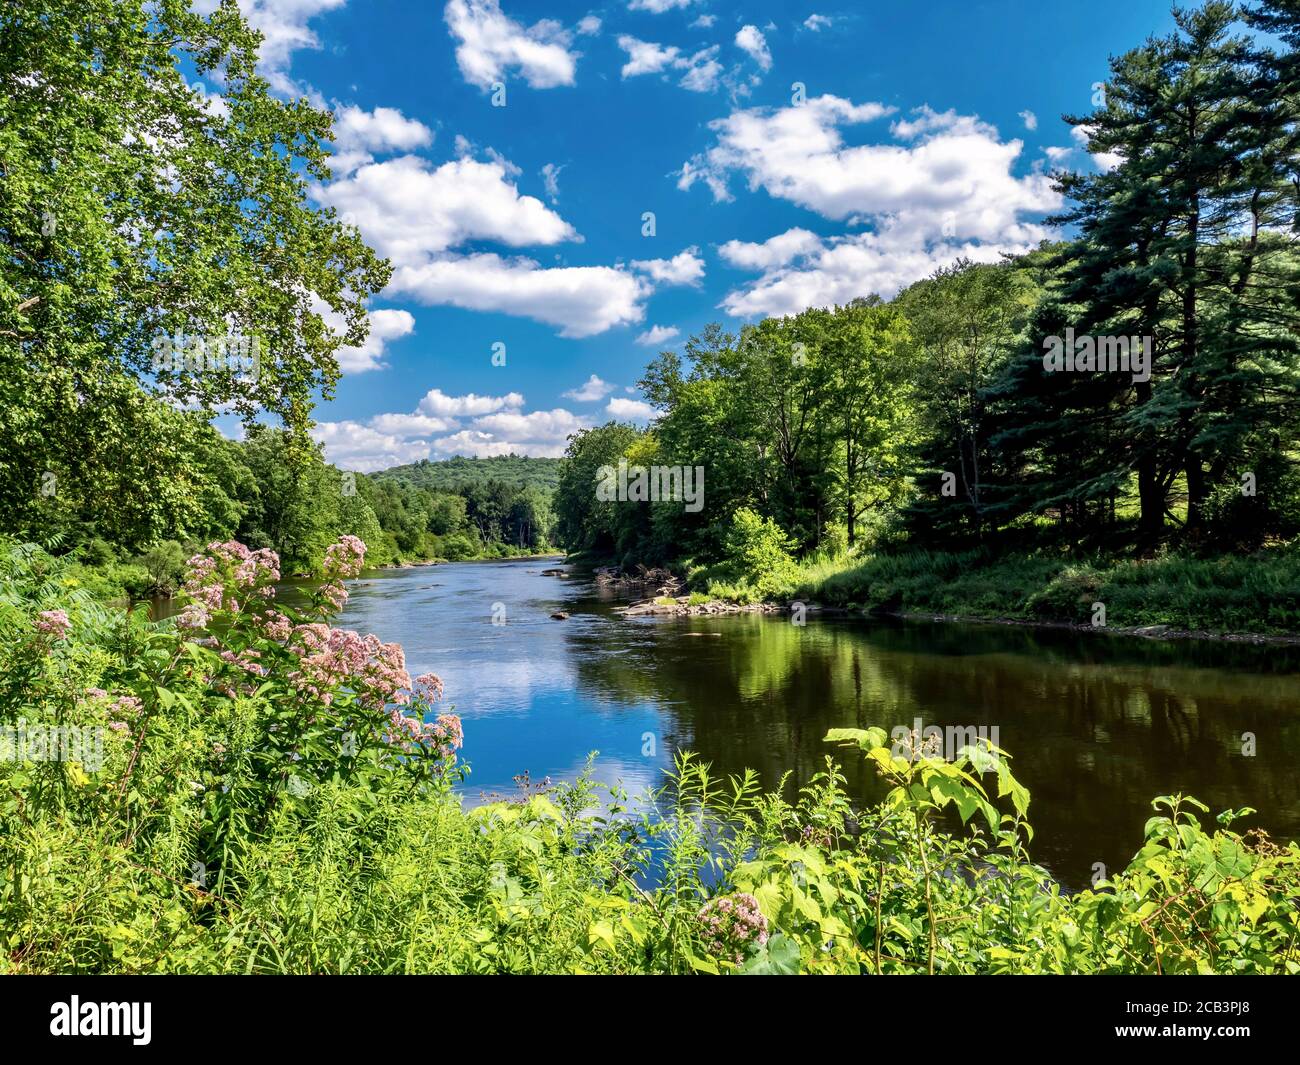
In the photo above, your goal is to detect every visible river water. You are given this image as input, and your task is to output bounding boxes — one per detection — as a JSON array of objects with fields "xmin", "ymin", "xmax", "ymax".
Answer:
[{"xmin": 325, "ymin": 559, "xmax": 1300, "ymax": 890}]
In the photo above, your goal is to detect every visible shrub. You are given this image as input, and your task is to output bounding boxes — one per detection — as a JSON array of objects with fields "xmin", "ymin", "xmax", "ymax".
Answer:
[{"xmin": 723, "ymin": 508, "xmax": 799, "ymax": 601}]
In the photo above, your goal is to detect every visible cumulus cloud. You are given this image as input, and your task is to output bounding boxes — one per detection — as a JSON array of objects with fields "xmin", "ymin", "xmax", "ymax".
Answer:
[
  {"xmin": 1019, "ymin": 109, "xmax": 1038, "ymax": 131},
  {"xmin": 636, "ymin": 324, "xmax": 680, "ymax": 346},
  {"xmin": 718, "ymin": 229, "xmax": 1043, "ymax": 321},
  {"xmin": 629, "ymin": 0, "xmax": 696, "ymax": 12},
  {"xmin": 734, "ymin": 25, "xmax": 772, "ymax": 71},
  {"xmin": 618, "ymin": 36, "xmax": 681, "ymax": 77},
  {"xmin": 606, "ymin": 397, "xmax": 658, "ymax": 421},
  {"xmin": 315, "ymin": 143, "xmax": 684, "ymax": 336},
  {"xmin": 311, "ymin": 386, "xmax": 589, "ymax": 467},
  {"xmin": 312, "ymin": 420, "xmax": 433, "ymax": 471},
  {"xmin": 317, "ymin": 154, "xmax": 577, "ymax": 262},
  {"xmin": 330, "ymin": 104, "xmax": 433, "ymax": 176},
  {"xmin": 631, "ymin": 246, "xmax": 705, "ymax": 286},
  {"xmin": 691, "ymin": 96, "xmax": 1062, "ymax": 318},
  {"xmin": 392, "ymin": 253, "xmax": 650, "ymax": 337},
  {"xmin": 444, "ymin": 0, "xmax": 579, "ymax": 89},
  {"xmin": 418, "ymin": 388, "xmax": 525, "ymax": 417},
  {"xmin": 678, "ymin": 96, "xmax": 1059, "ymax": 243},
  {"xmin": 718, "ymin": 228, "xmax": 823, "ymax": 271},
  {"xmin": 803, "ymin": 14, "xmax": 832, "ymax": 31},
  {"xmin": 334, "ymin": 308, "xmax": 416, "ymax": 372},
  {"xmin": 576, "ymin": 14, "xmax": 602, "ymax": 35},
  {"xmin": 563, "ymin": 374, "xmax": 617, "ymax": 401},
  {"xmin": 617, "ymin": 37, "xmax": 723, "ymax": 93},
  {"xmin": 1071, "ymin": 124, "xmax": 1123, "ymax": 172}
]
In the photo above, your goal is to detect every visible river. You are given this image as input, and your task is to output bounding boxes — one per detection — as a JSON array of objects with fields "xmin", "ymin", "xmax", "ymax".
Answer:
[{"xmin": 321, "ymin": 559, "xmax": 1300, "ymax": 890}]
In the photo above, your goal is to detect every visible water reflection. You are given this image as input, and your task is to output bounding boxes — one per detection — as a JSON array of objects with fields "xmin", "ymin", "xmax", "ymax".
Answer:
[{"xmin": 264, "ymin": 560, "xmax": 1297, "ymax": 890}]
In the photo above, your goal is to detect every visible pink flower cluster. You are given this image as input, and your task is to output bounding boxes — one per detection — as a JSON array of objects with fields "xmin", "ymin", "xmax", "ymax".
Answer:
[
  {"xmin": 35, "ymin": 609, "xmax": 71, "ymax": 640},
  {"xmin": 258, "ymin": 611, "xmax": 293, "ymax": 641},
  {"xmin": 697, "ymin": 893, "xmax": 769, "ymax": 964},
  {"xmin": 323, "ymin": 535, "xmax": 367, "ymax": 579},
  {"xmin": 287, "ymin": 623, "xmax": 411, "ymax": 711},
  {"xmin": 179, "ymin": 541, "xmax": 281, "ymax": 629},
  {"xmin": 387, "ymin": 709, "xmax": 464, "ymax": 760},
  {"xmin": 83, "ymin": 687, "xmax": 144, "ymax": 732}
]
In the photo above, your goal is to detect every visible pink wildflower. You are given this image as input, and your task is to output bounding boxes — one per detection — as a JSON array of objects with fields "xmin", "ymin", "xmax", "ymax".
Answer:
[{"xmin": 35, "ymin": 609, "xmax": 71, "ymax": 640}]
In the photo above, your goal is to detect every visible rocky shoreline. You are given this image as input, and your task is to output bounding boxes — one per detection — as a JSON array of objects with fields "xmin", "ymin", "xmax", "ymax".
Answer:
[{"xmin": 542, "ymin": 562, "xmax": 1300, "ymax": 645}]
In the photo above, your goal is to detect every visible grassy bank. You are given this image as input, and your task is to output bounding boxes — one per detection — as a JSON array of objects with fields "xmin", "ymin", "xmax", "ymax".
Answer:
[{"xmin": 692, "ymin": 547, "xmax": 1300, "ymax": 637}]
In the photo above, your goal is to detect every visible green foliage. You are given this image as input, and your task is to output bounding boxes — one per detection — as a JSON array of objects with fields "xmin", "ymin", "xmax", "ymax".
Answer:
[
  {"xmin": 720, "ymin": 507, "xmax": 799, "ymax": 601},
  {"xmin": 4, "ymin": 536, "xmax": 1294, "ymax": 975}
]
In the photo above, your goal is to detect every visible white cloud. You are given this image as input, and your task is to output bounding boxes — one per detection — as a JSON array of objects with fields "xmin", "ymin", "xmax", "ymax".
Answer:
[
  {"xmin": 540, "ymin": 161, "xmax": 563, "ymax": 202},
  {"xmin": 430, "ymin": 402, "xmax": 591, "ymax": 456},
  {"xmin": 617, "ymin": 37, "xmax": 722, "ymax": 93},
  {"xmin": 368, "ymin": 412, "xmax": 459, "ymax": 435},
  {"xmin": 418, "ymin": 388, "xmax": 525, "ymax": 417},
  {"xmin": 678, "ymin": 97, "xmax": 1059, "ymax": 246},
  {"xmin": 803, "ymin": 14, "xmax": 832, "ymax": 31},
  {"xmin": 335, "ymin": 308, "xmax": 416, "ymax": 372},
  {"xmin": 444, "ymin": 0, "xmax": 579, "ymax": 89},
  {"xmin": 636, "ymin": 324, "xmax": 680, "ymax": 346},
  {"xmin": 618, "ymin": 36, "xmax": 681, "ymax": 77},
  {"xmin": 315, "ymin": 389, "xmax": 592, "ymax": 465},
  {"xmin": 734, "ymin": 25, "xmax": 772, "ymax": 72},
  {"xmin": 718, "ymin": 228, "xmax": 823, "ymax": 271},
  {"xmin": 1071, "ymin": 125, "xmax": 1123, "ymax": 172},
  {"xmin": 631, "ymin": 246, "xmax": 705, "ymax": 286},
  {"xmin": 317, "ymin": 146, "xmax": 674, "ymax": 337},
  {"xmin": 311, "ymin": 420, "xmax": 433, "ymax": 472},
  {"xmin": 719, "ymin": 229, "xmax": 1041, "ymax": 320},
  {"xmin": 1019, "ymin": 109, "xmax": 1038, "ymax": 131},
  {"xmin": 629, "ymin": 0, "xmax": 696, "ymax": 12},
  {"xmin": 677, "ymin": 47, "xmax": 723, "ymax": 93},
  {"xmin": 330, "ymin": 104, "xmax": 434, "ymax": 176},
  {"xmin": 576, "ymin": 15, "xmax": 602, "ymax": 35},
  {"xmin": 393, "ymin": 253, "xmax": 650, "ymax": 337},
  {"xmin": 472, "ymin": 407, "xmax": 589, "ymax": 440},
  {"xmin": 563, "ymin": 374, "xmax": 616, "ymax": 401},
  {"xmin": 700, "ymin": 98, "xmax": 1062, "ymax": 318},
  {"xmin": 606, "ymin": 397, "xmax": 658, "ymax": 421},
  {"xmin": 690, "ymin": 14, "xmax": 716, "ymax": 28},
  {"xmin": 310, "ymin": 297, "xmax": 416, "ymax": 373},
  {"xmin": 317, "ymin": 154, "xmax": 577, "ymax": 264}
]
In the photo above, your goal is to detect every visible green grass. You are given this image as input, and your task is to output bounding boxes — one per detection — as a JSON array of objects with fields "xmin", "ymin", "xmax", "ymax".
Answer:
[{"xmin": 701, "ymin": 547, "xmax": 1300, "ymax": 636}]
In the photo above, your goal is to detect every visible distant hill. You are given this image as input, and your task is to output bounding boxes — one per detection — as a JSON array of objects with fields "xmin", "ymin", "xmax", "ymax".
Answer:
[{"xmin": 373, "ymin": 454, "xmax": 563, "ymax": 492}]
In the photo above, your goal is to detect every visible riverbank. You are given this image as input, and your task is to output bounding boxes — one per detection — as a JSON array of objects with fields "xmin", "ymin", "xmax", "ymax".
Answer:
[{"xmin": 607, "ymin": 547, "xmax": 1300, "ymax": 641}]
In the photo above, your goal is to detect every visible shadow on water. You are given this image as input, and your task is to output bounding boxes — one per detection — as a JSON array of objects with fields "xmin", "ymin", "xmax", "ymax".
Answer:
[{"xmin": 175, "ymin": 559, "xmax": 1299, "ymax": 892}]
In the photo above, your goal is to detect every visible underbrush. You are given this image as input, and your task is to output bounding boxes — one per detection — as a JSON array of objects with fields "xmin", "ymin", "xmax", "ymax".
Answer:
[{"xmin": 695, "ymin": 546, "xmax": 1300, "ymax": 636}]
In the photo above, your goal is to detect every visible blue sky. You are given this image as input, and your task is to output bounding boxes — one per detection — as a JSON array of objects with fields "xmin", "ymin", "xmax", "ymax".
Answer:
[{"xmin": 207, "ymin": 0, "xmax": 1179, "ymax": 470}]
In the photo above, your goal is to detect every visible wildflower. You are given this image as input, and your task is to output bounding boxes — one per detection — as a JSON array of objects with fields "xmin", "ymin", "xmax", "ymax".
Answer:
[
  {"xmin": 323, "ymin": 535, "xmax": 367, "ymax": 580},
  {"xmin": 415, "ymin": 673, "xmax": 445, "ymax": 701},
  {"xmin": 697, "ymin": 893, "xmax": 769, "ymax": 963},
  {"xmin": 35, "ymin": 609, "xmax": 71, "ymax": 640}
]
